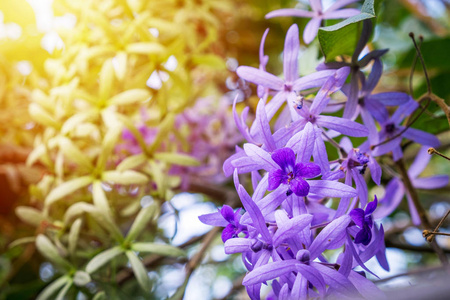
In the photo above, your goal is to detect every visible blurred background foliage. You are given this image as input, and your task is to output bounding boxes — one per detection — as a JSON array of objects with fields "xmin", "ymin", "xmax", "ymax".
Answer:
[{"xmin": 0, "ymin": 0, "xmax": 449, "ymax": 299}]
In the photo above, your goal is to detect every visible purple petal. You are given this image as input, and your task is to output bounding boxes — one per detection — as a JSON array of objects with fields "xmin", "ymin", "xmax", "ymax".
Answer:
[
  {"xmin": 231, "ymin": 156, "xmax": 263, "ymax": 174},
  {"xmin": 346, "ymin": 233, "xmax": 378, "ymax": 278},
  {"xmin": 374, "ymin": 225, "xmax": 390, "ymax": 271},
  {"xmin": 233, "ymin": 99, "xmax": 254, "ymax": 143},
  {"xmin": 290, "ymin": 177, "xmax": 310, "ymax": 197},
  {"xmin": 402, "ymin": 127, "xmax": 440, "ymax": 148},
  {"xmin": 366, "ymin": 92, "xmax": 410, "ymax": 106},
  {"xmin": 308, "ymin": 180, "xmax": 357, "ymax": 198},
  {"xmin": 342, "ymin": 74, "xmax": 359, "ymax": 119},
  {"xmin": 407, "ymin": 146, "xmax": 430, "ymax": 178},
  {"xmin": 365, "ymin": 196, "xmax": 378, "ymax": 215},
  {"xmin": 309, "ymin": 215, "xmax": 352, "ymax": 259},
  {"xmin": 198, "ymin": 211, "xmax": 229, "ymax": 227},
  {"xmin": 259, "ymin": 185, "xmax": 290, "ymax": 216},
  {"xmin": 293, "ymin": 69, "xmax": 336, "ymax": 90},
  {"xmin": 286, "ymin": 122, "xmax": 316, "ymax": 164},
  {"xmin": 323, "ymin": 8, "xmax": 360, "ymax": 19},
  {"xmin": 406, "ymin": 193, "xmax": 420, "ymax": 227},
  {"xmin": 220, "ymin": 205, "xmax": 235, "ymax": 223},
  {"xmin": 222, "ymin": 224, "xmax": 236, "ymax": 242},
  {"xmin": 312, "ymin": 67, "xmax": 350, "ymax": 115},
  {"xmin": 303, "ymin": 18, "xmax": 322, "ymax": 44},
  {"xmin": 253, "ymin": 173, "xmax": 269, "ymax": 202},
  {"xmin": 244, "ymin": 143, "xmax": 278, "ymax": 171},
  {"xmin": 271, "ymin": 147, "xmax": 296, "ymax": 171},
  {"xmin": 272, "ymin": 214, "xmax": 313, "ymax": 246},
  {"xmin": 351, "ymin": 169, "xmax": 368, "ymax": 207},
  {"xmin": 268, "ymin": 169, "xmax": 285, "ymax": 191},
  {"xmin": 372, "ymin": 179, "xmax": 405, "ymax": 220},
  {"xmin": 365, "ymin": 96, "xmax": 389, "ymax": 124},
  {"xmin": 238, "ymin": 185, "xmax": 272, "ymax": 243},
  {"xmin": 236, "ymin": 66, "xmax": 284, "ymax": 91},
  {"xmin": 348, "ymin": 271, "xmax": 386, "ymax": 300},
  {"xmin": 309, "ymin": 0, "xmax": 323, "ymax": 12},
  {"xmin": 349, "ymin": 208, "xmax": 365, "ymax": 228},
  {"xmin": 253, "ymin": 100, "xmax": 276, "ymax": 151},
  {"xmin": 364, "ymin": 58, "xmax": 382, "ymax": 93},
  {"xmin": 265, "ymin": 91, "xmax": 288, "ymax": 121},
  {"xmin": 284, "ymin": 24, "xmax": 300, "ymax": 83},
  {"xmin": 368, "ymin": 156, "xmax": 382, "ymax": 185},
  {"xmin": 259, "ymin": 28, "xmax": 269, "ymax": 69},
  {"xmin": 242, "ymin": 260, "xmax": 299, "ymax": 286},
  {"xmin": 296, "ymin": 163, "xmax": 321, "ymax": 178},
  {"xmin": 274, "ymin": 118, "xmax": 307, "ymax": 147},
  {"xmin": 313, "ymin": 132, "xmax": 330, "ymax": 173},
  {"xmin": 312, "ymin": 262, "xmax": 361, "ymax": 298},
  {"xmin": 391, "ymin": 100, "xmax": 419, "ymax": 124},
  {"xmin": 265, "ymin": 8, "xmax": 315, "ymax": 19},
  {"xmin": 360, "ymin": 106, "xmax": 379, "ymax": 144},
  {"xmin": 296, "ymin": 264, "xmax": 326, "ymax": 296},
  {"xmin": 354, "ymin": 226, "xmax": 372, "ymax": 245},
  {"xmin": 413, "ymin": 175, "xmax": 449, "ymax": 190},
  {"xmin": 224, "ymin": 238, "xmax": 253, "ymax": 254},
  {"xmin": 316, "ymin": 115, "xmax": 368, "ymax": 137},
  {"xmin": 325, "ymin": 0, "xmax": 360, "ymax": 12}
]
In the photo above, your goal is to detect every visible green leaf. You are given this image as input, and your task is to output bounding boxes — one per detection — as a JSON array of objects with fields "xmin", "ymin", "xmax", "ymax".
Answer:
[
  {"xmin": 68, "ymin": 218, "xmax": 82, "ymax": 258},
  {"xmin": 85, "ymin": 246, "xmax": 124, "ymax": 274},
  {"xmin": 125, "ymin": 251, "xmax": 151, "ymax": 293},
  {"xmin": 125, "ymin": 204, "xmax": 158, "ymax": 242},
  {"xmin": 9, "ymin": 237, "xmax": 36, "ymax": 249},
  {"xmin": 126, "ymin": 42, "xmax": 165, "ymax": 55},
  {"xmin": 102, "ymin": 170, "xmax": 149, "ymax": 185},
  {"xmin": 93, "ymin": 291, "xmax": 107, "ymax": 300},
  {"xmin": 153, "ymin": 152, "xmax": 200, "ymax": 166},
  {"xmin": 45, "ymin": 176, "xmax": 93, "ymax": 206},
  {"xmin": 36, "ymin": 276, "xmax": 71, "ymax": 300},
  {"xmin": 318, "ymin": 0, "xmax": 375, "ymax": 61},
  {"xmin": 73, "ymin": 271, "xmax": 91, "ymax": 287},
  {"xmin": 92, "ymin": 180, "xmax": 112, "ymax": 214},
  {"xmin": 132, "ymin": 242, "xmax": 186, "ymax": 257},
  {"xmin": 35, "ymin": 235, "xmax": 72, "ymax": 270},
  {"xmin": 15, "ymin": 206, "xmax": 44, "ymax": 227},
  {"xmin": 58, "ymin": 137, "xmax": 94, "ymax": 170},
  {"xmin": 116, "ymin": 153, "xmax": 147, "ymax": 171},
  {"xmin": 55, "ymin": 281, "xmax": 73, "ymax": 300},
  {"xmin": 109, "ymin": 89, "xmax": 151, "ymax": 106}
]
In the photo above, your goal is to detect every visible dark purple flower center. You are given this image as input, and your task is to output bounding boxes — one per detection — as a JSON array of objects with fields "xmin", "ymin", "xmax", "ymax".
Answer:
[
  {"xmin": 283, "ymin": 82, "xmax": 293, "ymax": 92},
  {"xmin": 385, "ymin": 123, "xmax": 396, "ymax": 134}
]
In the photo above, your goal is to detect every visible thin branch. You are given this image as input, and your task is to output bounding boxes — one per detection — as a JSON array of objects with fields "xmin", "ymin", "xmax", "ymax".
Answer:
[{"xmin": 428, "ymin": 147, "xmax": 450, "ymax": 161}]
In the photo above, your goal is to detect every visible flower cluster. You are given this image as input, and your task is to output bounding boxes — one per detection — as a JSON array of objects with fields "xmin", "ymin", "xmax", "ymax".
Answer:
[{"xmin": 200, "ymin": 0, "xmax": 448, "ymax": 298}]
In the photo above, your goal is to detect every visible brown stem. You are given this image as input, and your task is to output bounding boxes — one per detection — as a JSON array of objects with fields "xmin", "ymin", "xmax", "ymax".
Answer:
[
  {"xmin": 428, "ymin": 147, "xmax": 450, "ymax": 161},
  {"xmin": 395, "ymin": 158, "xmax": 448, "ymax": 265}
]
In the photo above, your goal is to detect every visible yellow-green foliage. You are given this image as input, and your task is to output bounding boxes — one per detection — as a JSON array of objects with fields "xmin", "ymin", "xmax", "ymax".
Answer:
[{"xmin": 7, "ymin": 0, "xmax": 235, "ymax": 297}]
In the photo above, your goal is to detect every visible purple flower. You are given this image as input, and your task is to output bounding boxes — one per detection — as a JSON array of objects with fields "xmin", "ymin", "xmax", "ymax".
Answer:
[
  {"xmin": 349, "ymin": 196, "xmax": 377, "ymax": 245},
  {"xmin": 373, "ymin": 147, "xmax": 449, "ymax": 225},
  {"xmin": 268, "ymin": 148, "xmax": 321, "ymax": 196},
  {"xmin": 369, "ymin": 99, "xmax": 440, "ymax": 161},
  {"xmin": 236, "ymin": 24, "xmax": 336, "ymax": 121},
  {"xmin": 199, "ymin": 205, "xmax": 248, "ymax": 242},
  {"xmin": 266, "ymin": 0, "xmax": 360, "ymax": 44}
]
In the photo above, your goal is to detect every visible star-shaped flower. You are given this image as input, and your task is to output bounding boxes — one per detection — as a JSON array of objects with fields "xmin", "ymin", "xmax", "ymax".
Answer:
[
  {"xmin": 266, "ymin": 0, "xmax": 360, "ymax": 44},
  {"xmin": 349, "ymin": 196, "xmax": 377, "ymax": 245},
  {"xmin": 269, "ymin": 147, "xmax": 321, "ymax": 197}
]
